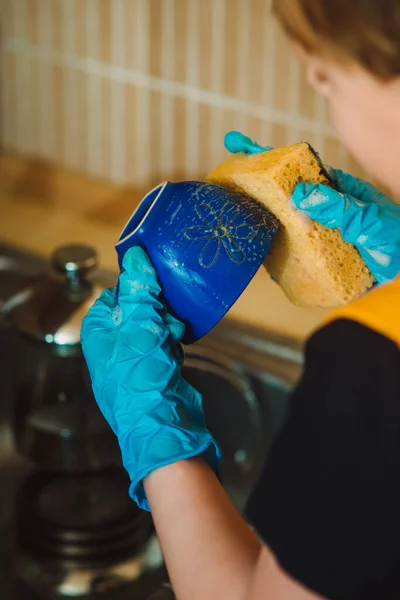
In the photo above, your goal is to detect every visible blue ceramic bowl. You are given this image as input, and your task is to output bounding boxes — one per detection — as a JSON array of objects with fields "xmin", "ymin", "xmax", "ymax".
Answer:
[{"xmin": 116, "ymin": 181, "xmax": 279, "ymax": 344}]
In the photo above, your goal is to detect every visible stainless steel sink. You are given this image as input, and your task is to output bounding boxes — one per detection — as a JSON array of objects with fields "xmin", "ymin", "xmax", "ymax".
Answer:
[{"xmin": 0, "ymin": 241, "xmax": 302, "ymax": 599}]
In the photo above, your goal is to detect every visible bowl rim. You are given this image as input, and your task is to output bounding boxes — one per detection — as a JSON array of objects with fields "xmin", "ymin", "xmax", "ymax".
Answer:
[{"xmin": 116, "ymin": 181, "xmax": 168, "ymax": 247}]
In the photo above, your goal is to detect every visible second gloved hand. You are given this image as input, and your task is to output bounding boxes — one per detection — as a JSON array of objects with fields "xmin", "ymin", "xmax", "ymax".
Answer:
[
  {"xmin": 225, "ymin": 131, "xmax": 400, "ymax": 284},
  {"xmin": 291, "ymin": 169, "xmax": 400, "ymax": 284},
  {"xmin": 81, "ymin": 247, "xmax": 221, "ymax": 511}
]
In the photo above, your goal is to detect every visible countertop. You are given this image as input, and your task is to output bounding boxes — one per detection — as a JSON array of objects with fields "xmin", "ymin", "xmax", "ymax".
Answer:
[{"xmin": 0, "ymin": 153, "xmax": 328, "ymax": 340}]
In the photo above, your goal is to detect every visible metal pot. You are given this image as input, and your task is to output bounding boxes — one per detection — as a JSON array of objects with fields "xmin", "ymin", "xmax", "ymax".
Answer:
[{"xmin": 4, "ymin": 244, "xmax": 121, "ymax": 472}]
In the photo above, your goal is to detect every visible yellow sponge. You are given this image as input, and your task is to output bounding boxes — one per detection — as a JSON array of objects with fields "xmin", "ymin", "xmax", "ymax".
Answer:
[{"xmin": 207, "ymin": 143, "xmax": 374, "ymax": 307}]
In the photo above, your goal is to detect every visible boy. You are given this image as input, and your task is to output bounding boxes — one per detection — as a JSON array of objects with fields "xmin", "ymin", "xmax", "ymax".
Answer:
[{"xmin": 81, "ymin": 2, "xmax": 400, "ymax": 599}]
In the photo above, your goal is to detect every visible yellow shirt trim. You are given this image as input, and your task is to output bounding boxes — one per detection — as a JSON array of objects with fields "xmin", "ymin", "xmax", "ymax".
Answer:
[{"xmin": 325, "ymin": 277, "xmax": 400, "ymax": 348}]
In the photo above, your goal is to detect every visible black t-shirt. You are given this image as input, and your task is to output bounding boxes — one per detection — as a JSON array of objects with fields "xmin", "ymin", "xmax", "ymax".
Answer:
[{"xmin": 246, "ymin": 318, "xmax": 400, "ymax": 600}]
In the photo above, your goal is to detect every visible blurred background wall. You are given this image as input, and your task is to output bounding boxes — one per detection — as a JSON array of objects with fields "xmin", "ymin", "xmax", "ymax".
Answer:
[
  {"xmin": 1, "ymin": 0, "xmax": 359, "ymax": 188},
  {"xmin": 0, "ymin": 0, "xmax": 367, "ymax": 338}
]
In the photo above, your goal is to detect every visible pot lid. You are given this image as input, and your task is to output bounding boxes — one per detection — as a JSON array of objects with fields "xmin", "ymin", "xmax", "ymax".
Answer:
[{"xmin": 7, "ymin": 244, "xmax": 114, "ymax": 346}]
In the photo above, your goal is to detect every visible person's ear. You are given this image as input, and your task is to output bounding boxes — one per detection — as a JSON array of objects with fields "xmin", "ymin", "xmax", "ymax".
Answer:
[
  {"xmin": 293, "ymin": 44, "xmax": 332, "ymax": 97},
  {"xmin": 306, "ymin": 59, "xmax": 332, "ymax": 96}
]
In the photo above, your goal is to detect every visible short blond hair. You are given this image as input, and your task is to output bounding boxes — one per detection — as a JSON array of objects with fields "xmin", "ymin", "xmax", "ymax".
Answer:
[{"xmin": 273, "ymin": 0, "xmax": 400, "ymax": 79}]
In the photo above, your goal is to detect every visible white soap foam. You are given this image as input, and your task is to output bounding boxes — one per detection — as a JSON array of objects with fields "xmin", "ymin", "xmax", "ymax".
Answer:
[
  {"xmin": 357, "ymin": 234, "xmax": 368, "ymax": 245},
  {"xmin": 141, "ymin": 323, "xmax": 162, "ymax": 335},
  {"xmin": 130, "ymin": 280, "xmax": 151, "ymax": 292},
  {"xmin": 131, "ymin": 258, "xmax": 153, "ymax": 274},
  {"xmin": 139, "ymin": 263, "xmax": 153, "ymax": 274},
  {"xmin": 169, "ymin": 202, "xmax": 182, "ymax": 225},
  {"xmin": 112, "ymin": 305, "xmax": 123, "ymax": 326},
  {"xmin": 364, "ymin": 248, "xmax": 392, "ymax": 267},
  {"xmin": 300, "ymin": 189, "xmax": 329, "ymax": 210}
]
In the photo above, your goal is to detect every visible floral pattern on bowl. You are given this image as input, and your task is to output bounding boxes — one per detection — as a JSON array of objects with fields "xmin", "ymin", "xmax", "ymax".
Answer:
[{"xmin": 184, "ymin": 202, "xmax": 256, "ymax": 268}]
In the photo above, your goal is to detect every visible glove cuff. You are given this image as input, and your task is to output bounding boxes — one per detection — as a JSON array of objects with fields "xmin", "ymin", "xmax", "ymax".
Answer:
[{"xmin": 119, "ymin": 423, "xmax": 221, "ymax": 511}]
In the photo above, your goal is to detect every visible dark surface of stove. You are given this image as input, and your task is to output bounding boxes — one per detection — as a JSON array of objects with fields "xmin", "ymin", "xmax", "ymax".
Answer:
[{"xmin": 0, "ymin": 242, "xmax": 300, "ymax": 599}]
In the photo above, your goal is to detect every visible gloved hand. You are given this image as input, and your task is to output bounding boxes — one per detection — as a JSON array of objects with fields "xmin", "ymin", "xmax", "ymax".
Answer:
[
  {"xmin": 225, "ymin": 131, "xmax": 400, "ymax": 284},
  {"xmin": 81, "ymin": 247, "xmax": 221, "ymax": 511}
]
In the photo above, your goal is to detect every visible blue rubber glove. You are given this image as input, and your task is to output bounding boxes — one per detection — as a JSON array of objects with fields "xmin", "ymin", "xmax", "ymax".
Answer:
[
  {"xmin": 292, "ymin": 170, "xmax": 400, "ymax": 284},
  {"xmin": 81, "ymin": 247, "xmax": 221, "ymax": 511},
  {"xmin": 225, "ymin": 131, "xmax": 400, "ymax": 284},
  {"xmin": 224, "ymin": 130, "xmax": 273, "ymax": 154}
]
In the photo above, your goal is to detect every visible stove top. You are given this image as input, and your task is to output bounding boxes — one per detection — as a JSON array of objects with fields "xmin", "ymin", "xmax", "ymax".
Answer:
[{"xmin": 0, "ymin": 242, "xmax": 300, "ymax": 599}]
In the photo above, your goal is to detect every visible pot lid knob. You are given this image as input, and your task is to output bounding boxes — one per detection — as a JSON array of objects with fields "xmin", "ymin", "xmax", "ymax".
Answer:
[{"xmin": 51, "ymin": 244, "xmax": 98, "ymax": 283}]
